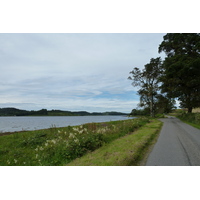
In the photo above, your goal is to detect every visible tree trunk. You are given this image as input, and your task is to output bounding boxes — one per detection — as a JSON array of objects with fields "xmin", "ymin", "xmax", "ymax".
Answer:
[
  {"xmin": 150, "ymin": 93, "xmax": 154, "ymax": 117},
  {"xmin": 187, "ymin": 95, "xmax": 192, "ymax": 113},
  {"xmin": 188, "ymin": 107, "xmax": 192, "ymax": 113}
]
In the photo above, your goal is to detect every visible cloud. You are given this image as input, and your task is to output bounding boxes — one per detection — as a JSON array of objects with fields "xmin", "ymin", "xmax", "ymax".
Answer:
[{"xmin": 0, "ymin": 33, "xmax": 165, "ymax": 112}]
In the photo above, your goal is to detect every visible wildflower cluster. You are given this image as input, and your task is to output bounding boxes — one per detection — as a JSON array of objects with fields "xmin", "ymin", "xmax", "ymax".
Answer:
[{"xmin": 96, "ymin": 126, "xmax": 110, "ymax": 134}]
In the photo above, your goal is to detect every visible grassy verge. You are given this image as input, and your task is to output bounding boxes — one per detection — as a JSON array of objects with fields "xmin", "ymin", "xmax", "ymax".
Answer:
[
  {"xmin": 181, "ymin": 121, "xmax": 200, "ymax": 129},
  {"xmin": 177, "ymin": 113, "xmax": 200, "ymax": 129},
  {"xmin": 0, "ymin": 117, "xmax": 150, "ymax": 166},
  {"xmin": 67, "ymin": 119, "xmax": 162, "ymax": 166}
]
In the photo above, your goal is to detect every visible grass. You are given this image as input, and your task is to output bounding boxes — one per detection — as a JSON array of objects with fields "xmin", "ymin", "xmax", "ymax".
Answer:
[
  {"xmin": 0, "ymin": 117, "xmax": 151, "ymax": 166},
  {"xmin": 180, "ymin": 121, "xmax": 200, "ymax": 130},
  {"xmin": 168, "ymin": 108, "xmax": 200, "ymax": 129},
  {"xmin": 176, "ymin": 112, "xmax": 200, "ymax": 129},
  {"xmin": 67, "ymin": 119, "xmax": 162, "ymax": 166}
]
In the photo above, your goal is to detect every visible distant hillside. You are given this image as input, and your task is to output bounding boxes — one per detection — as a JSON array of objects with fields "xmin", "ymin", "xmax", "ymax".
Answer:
[{"xmin": 0, "ymin": 108, "xmax": 128, "ymax": 116}]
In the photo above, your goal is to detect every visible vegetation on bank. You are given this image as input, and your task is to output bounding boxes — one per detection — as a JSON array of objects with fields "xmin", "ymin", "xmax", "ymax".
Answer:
[
  {"xmin": 0, "ymin": 117, "xmax": 150, "ymax": 166},
  {"xmin": 67, "ymin": 119, "xmax": 162, "ymax": 166},
  {"xmin": 177, "ymin": 112, "xmax": 200, "ymax": 129},
  {"xmin": 0, "ymin": 107, "xmax": 127, "ymax": 116},
  {"xmin": 168, "ymin": 109, "xmax": 200, "ymax": 129}
]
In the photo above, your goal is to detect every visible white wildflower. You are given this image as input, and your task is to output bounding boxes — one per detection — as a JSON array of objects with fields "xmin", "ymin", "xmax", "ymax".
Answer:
[
  {"xmin": 73, "ymin": 127, "xmax": 79, "ymax": 132},
  {"xmin": 51, "ymin": 139, "xmax": 56, "ymax": 144},
  {"xmin": 96, "ymin": 127, "xmax": 108, "ymax": 134},
  {"xmin": 74, "ymin": 139, "xmax": 79, "ymax": 143},
  {"xmin": 74, "ymin": 139, "xmax": 80, "ymax": 145},
  {"xmin": 112, "ymin": 125, "xmax": 116, "ymax": 130},
  {"xmin": 40, "ymin": 147, "xmax": 44, "ymax": 151},
  {"xmin": 69, "ymin": 133, "xmax": 75, "ymax": 139}
]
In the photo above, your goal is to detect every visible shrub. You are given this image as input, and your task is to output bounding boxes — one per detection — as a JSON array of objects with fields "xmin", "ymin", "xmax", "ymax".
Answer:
[
  {"xmin": 155, "ymin": 114, "xmax": 165, "ymax": 118},
  {"xmin": 178, "ymin": 113, "xmax": 200, "ymax": 125}
]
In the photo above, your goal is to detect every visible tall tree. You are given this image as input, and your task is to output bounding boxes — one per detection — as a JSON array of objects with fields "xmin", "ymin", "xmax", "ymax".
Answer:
[
  {"xmin": 128, "ymin": 57, "xmax": 163, "ymax": 117},
  {"xmin": 159, "ymin": 33, "xmax": 200, "ymax": 113},
  {"xmin": 154, "ymin": 94, "xmax": 176, "ymax": 114}
]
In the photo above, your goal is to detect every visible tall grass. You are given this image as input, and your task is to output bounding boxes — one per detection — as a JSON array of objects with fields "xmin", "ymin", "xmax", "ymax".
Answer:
[
  {"xmin": 178, "ymin": 113, "xmax": 200, "ymax": 124},
  {"xmin": 193, "ymin": 108, "xmax": 200, "ymax": 113},
  {"xmin": 0, "ymin": 117, "xmax": 150, "ymax": 166},
  {"xmin": 67, "ymin": 119, "xmax": 162, "ymax": 166},
  {"xmin": 177, "ymin": 113, "xmax": 200, "ymax": 129}
]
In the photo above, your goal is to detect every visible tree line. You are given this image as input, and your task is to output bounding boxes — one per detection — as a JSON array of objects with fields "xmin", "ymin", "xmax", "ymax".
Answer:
[
  {"xmin": 128, "ymin": 33, "xmax": 200, "ymax": 117},
  {"xmin": 0, "ymin": 108, "xmax": 128, "ymax": 116}
]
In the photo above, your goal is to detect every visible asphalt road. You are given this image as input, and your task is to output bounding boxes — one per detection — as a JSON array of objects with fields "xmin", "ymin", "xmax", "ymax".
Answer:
[{"xmin": 146, "ymin": 116, "xmax": 200, "ymax": 166}]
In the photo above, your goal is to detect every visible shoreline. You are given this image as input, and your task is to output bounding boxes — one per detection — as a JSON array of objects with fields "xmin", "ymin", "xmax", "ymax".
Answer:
[{"xmin": 0, "ymin": 115, "xmax": 136, "ymax": 135}]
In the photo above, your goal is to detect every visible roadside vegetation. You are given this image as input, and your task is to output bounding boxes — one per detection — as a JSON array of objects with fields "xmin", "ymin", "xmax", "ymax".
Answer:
[
  {"xmin": 177, "ymin": 113, "xmax": 200, "ymax": 129},
  {"xmin": 168, "ymin": 109, "xmax": 200, "ymax": 129},
  {"xmin": 67, "ymin": 119, "xmax": 162, "ymax": 166},
  {"xmin": 128, "ymin": 33, "xmax": 200, "ymax": 117},
  {"xmin": 0, "ymin": 117, "xmax": 153, "ymax": 166}
]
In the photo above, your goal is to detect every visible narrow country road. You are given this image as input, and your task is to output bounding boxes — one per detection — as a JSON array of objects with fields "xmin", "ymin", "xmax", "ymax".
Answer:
[{"xmin": 146, "ymin": 116, "xmax": 200, "ymax": 166}]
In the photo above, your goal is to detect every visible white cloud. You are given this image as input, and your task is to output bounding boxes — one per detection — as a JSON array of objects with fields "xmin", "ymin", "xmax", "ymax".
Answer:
[{"xmin": 0, "ymin": 33, "xmax": 165, "ymax": 112}]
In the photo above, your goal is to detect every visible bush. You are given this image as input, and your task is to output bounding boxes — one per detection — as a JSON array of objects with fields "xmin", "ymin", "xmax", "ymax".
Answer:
[
  {"xmin": 178, "ymin": 113, "xmax": 200, "ymax": 125},
  {"xmin": 155, "ymin": 114, "xmax": 165, "ymax": 118}
]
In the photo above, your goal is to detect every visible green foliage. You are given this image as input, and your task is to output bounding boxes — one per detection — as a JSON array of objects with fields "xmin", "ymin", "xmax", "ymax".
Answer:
[
  {"xmin": 0, "ymin": 117, "xmax": 150, "ymax": 166},
  {"xmin": 130, "ymin": 108, "xmax": 149, "ymax": 116},
  {"xmin": 128, "ymin": 57, "xmax": 175, "ymax": 116},
  {"xmin": 67, "ymin": 120, "xmax": 163, "ymax": 166},
  {"xmin": 154, "ymin": 114, "xmax": 165, "ymax": 118},
  {"xmin": 154, "ymin": 94, "xmax": 176, "ymax": 114},
  {"xmin": 159, "ymin": 33, "xmax": 200, "ymax": 113},
  {"xmin": 178, "ymin": 113, "xmax": 200, "ymax": 125},
  {"xmin": 20, "ymin": 133, "xmax": 47, "ymax": 147}
]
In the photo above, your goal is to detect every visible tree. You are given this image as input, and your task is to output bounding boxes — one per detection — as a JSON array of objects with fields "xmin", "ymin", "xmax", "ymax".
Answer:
[
  {"xmin": 154, "ymin": 94, "xmax": 176, "ymax": 114},
  {"xmin": 128, "ymin": 57, "xmax": 163, "ymax": 117},
  {"xmin": 37, "ymin": 109, "xmax": 48, "ymax": 115},
  {"xmin": 159, "ymin": 33, "xmax": 200, "ymax": 113}
]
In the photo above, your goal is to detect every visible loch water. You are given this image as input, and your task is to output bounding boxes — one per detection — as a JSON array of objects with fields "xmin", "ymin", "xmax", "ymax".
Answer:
[{"xmin": 0, "ymin": 115, "xmax": 135, "ymax": 133}]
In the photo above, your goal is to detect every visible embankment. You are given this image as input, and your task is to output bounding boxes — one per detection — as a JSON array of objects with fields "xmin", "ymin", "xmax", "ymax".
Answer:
[{"xmin": 67, "ymin": 119, "xmax": 163, "ymax": 166}]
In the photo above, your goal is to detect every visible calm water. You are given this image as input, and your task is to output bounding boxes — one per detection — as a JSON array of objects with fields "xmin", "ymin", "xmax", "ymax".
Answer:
[{"xmin": 0, "ymin": 116, "xmax": 134, "ymax": 133}]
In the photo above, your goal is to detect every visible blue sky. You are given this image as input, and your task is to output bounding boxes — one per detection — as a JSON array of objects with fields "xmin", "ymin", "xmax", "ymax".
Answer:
[{"xmin": 0, "ymin": 33, "xmax": 166, "ymax": 113}]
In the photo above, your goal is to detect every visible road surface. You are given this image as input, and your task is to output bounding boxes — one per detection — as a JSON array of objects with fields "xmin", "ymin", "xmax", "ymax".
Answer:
[{"xmin": 146, "ymin": 116, "xmax": 200, "ymax": 166}]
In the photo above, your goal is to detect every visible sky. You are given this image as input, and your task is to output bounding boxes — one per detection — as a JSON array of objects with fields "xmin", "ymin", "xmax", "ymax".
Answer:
[{"xmin": 0, "ymin": 33, "xmax": 167, "ymax": 113}]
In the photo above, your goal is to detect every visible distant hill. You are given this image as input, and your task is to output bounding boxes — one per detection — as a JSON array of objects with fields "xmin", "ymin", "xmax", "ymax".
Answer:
[{"xmin": 0, "ymin": 107, "xmax": 128, "ymax": 116}]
